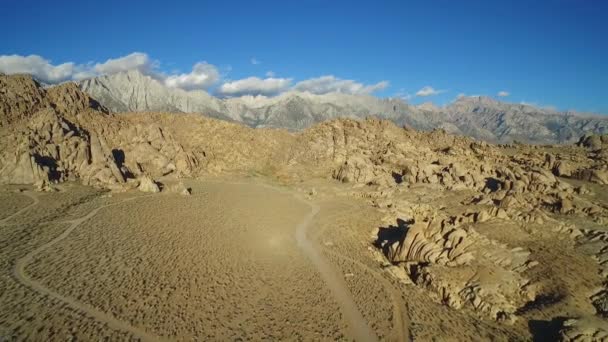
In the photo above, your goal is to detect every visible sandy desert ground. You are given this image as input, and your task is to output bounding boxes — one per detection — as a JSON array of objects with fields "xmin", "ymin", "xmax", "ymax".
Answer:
[
  {"xmin": 4, "ymin": 173, "xmax": 601, "ymax": 341},
  {"xmin": 1, "ymin": 176, "xmax": 395, "ymax": 341}
]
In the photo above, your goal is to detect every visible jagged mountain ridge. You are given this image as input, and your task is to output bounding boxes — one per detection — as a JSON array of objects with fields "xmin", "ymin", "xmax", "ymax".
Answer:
[{"xmin": 75, "ymin": 70, "xmax": 608, "ymax": 144}]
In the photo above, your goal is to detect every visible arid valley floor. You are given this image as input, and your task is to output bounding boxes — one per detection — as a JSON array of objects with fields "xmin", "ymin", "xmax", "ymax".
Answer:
[{"xmin": 1, "ymin": 74, "xmax": 608, "ymax": 341}]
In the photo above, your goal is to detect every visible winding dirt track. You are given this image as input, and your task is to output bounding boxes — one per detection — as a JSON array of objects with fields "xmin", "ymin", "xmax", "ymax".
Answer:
[
  {"xmin": 0, "ymin": 192, "xmax": 39, "ymax": 225},
  {"xmin": 322, "ymin": 249, "xmax": 411, "ymax": 341},
  {"xmin": 10, "ymin": 194, "xmax": 164, "ymax": 342},
  {"xmin": 293, "ymin": 199, "xmax": 379, "ymax": 342},
  {"xmin": 6, "ymin": 185, "xmax": 389, "ymax": 341}
]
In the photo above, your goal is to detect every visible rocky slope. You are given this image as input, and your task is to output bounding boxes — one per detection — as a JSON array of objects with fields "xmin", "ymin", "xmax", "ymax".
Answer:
[
  {"xmin": 75, "ymin": 70, "xmax": 608, "ymax": 144},
  {"xmin": 2, "ymin": 73, "xmax": 608, "ymax": 339}
]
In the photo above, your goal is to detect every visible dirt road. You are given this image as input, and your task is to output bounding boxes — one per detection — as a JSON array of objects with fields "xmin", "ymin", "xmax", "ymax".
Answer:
[{"xmin": 3, "ymin": 180, "xmax": 393, "ymax": 340}]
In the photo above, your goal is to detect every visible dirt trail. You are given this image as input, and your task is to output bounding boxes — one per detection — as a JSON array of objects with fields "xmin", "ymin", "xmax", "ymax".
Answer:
[
  {"xmin": 0, "ymin": 192, "xmax": 39, "ymax": 225},
  {"xmin": 11, "ymin": 195, "xmax": 163, "ymax": 342},
  {"xmin": 6, "ymin": 183, "xmax": 380, "ymax": 341},
  {"xmin": 204, "ymin": 179, "xmax": 380, "ymax": 341},
  {"xmin": 293, "ymin": 198, "xmax": 379, "ymax": 342},
  {"xmin": 323, "ymin": 248, "xmax": 411, "ymax": 341}
]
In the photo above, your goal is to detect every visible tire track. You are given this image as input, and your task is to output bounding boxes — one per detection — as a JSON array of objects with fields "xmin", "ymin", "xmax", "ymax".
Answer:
[
  {"xmin": 6, "ymin": 182, "xmax": 381, "ymax": 341},
  {"xmin": 306, "ymin": 200, "xmax": 411, "ymax": 341},
  {"xmin": 0, "ymin": 191, "xmax": 39, "ymax": 225},
  {"xmin": 221, "ymin": 180, "xmax": 380, "ymax": 341},
  {"xmin": 322, "ymin": 248, "xmax": 411, "ymax": 342},
  {"xmin": 292, "ymin": 199, "xmax": 379, "ymax": 342},
  {"xmin": 11, "ymin": 194, "xmax": 163, "ymax": 342}
]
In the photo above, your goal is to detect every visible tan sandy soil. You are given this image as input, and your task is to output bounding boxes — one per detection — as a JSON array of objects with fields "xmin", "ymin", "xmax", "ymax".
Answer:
[
  {"xmin": 1, "ymin": 177, "xmax": 395, "ymax": 341},
  {"xmin": 1, "ymin": 175, "xmax": 606, "ymax": 341},
  {"xmin": 0, "ymin": 191, "xmax": 34, "ymax": 221},
  {"xmin": 0, "ymin": 185, "xmax": 134, "ymax": 340},
  {"xmin": 298, "ymin": 179, "xmax": 526, "ymax": 341}
]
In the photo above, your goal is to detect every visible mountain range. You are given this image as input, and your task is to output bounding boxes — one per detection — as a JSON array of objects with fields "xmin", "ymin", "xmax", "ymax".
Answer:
[{"xmin": 76, "ymin": 70, "xmax": 608, "ymax": 144}]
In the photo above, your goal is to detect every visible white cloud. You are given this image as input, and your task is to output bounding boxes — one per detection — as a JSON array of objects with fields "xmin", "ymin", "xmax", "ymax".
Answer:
[
  {"xmin": 217, "ymin": 77, "xmax": 292, "ymax": 97},
  {"xmin": 93, "ymin": 52, "xmax": 156, "ymax": 75},
  {"xmin": 0, "ymin": 53, "xmax": 394, "ymax": 96},
  {"xmin": 415, "ymin": 86, "xmax": 444, "ymax": 97},
  {"xmin": 0, "ymin": 52, "xmax": 223, "ymax": 91},
  {"xmin": 250, "ymin": 58, "xmax": 261, "ymax": 65},
  {"xmin": 497, "ymin": 90, "xmax": 510, "ymax": 97},
  {"xmin": 293, "ymin": 75, "xmax": 388, "ymax": 95},
  {"xmin": 0, "ymin": 52, "xmax": 159, "ymax": 83},
  {"xmin": 164, "ymin": 62, "xmax": 220, "ymax": 90},
  {"xmin": 0, "ymin": 54, "xmax": 79, "ymax": 83}
]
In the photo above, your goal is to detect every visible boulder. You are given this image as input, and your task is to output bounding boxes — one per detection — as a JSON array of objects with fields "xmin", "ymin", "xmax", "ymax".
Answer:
[
  {"xmin": 164, "ymin": 181, "xmax": 191, "ymax": 195},
  {"xmin": 137, "ymin": 175, "xmax": 160, "ymax": 193}
]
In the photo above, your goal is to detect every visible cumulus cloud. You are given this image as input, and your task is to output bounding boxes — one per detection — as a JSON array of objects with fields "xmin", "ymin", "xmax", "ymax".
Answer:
[
  {"xmin": 250, "ymin": 58, "xmax": 261, "ymax": 65},
  {"xmin": 93, "ymin": 52, "xmax": 156, "ymax": 75},
  {"xmin": 293, "ymin": 75, "xmax": 388, "ymax": 95},
  {"xmin": 0, "ymin": 52, "xmax": 158, "ymax": 83},
  {"xmin": 415, "ymin": 86, "xmax": 444, "ymax": 97},
  {"xmin": 0, "ymin": 52, "xmax": 223, "ymax": 91},
  {"xmin": 497, "ymin": 90, "xmax": 510, "ymax": 97},
  {"xmin": 0, "ymin": 54, "xmax": 79, "ymax": 83},
  {"xmin": 217, "ymin": 77, "xmax": 292, "ymax": 97},
  {"xmin": 0, "ymin": 53, "xmax": 392, "ymax": 96},
  {"xmin": 164, "ymin": 62, "xmax": 220, "ymax": 90}
]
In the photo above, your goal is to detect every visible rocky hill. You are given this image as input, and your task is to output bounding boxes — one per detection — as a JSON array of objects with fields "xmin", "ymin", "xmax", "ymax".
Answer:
[
  {"xmin": 74, "ymin": 70, "xmax": 608, "ymax": 144},
  {"xmin": 2, "ymin": 72, "xmax": 607, "ymax": 191},
  {"xmin": 2, "ymin": 73, "xmax": 608, "ymax": 339}
]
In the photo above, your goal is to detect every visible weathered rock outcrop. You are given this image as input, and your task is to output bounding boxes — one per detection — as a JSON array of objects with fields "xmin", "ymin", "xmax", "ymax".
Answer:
[
  {"xmin": 378, "ymin": 206, "xmax": 536, "ymax": 322},
  {"xmin": 0, "ymin": 75, "xmax": 198, "ymax": 192}
]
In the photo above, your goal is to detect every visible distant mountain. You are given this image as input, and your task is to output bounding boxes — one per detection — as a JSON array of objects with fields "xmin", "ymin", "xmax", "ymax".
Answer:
[{"xmin": 75, "ymin": 70, "xmax": 608, "ymax": 144}]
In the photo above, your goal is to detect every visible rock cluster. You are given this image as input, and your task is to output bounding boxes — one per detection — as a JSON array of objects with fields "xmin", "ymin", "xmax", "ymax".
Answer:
[
  {"xmin": 0, "ymin": 75, "xmax": 198, "ymax": 193},
  {"xmin": 296, "ymin": 120, "xmax": 608, "ymax": 327},
  {"xmin": 377, "ymin": 206, "xmax": 536, "ymax": 322}
]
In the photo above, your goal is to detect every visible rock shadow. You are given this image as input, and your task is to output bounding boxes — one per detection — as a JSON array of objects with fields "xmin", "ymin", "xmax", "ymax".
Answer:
[
  {"xmin": 528, "ymin": 317, "xmax": 567, "ymax": 342},
  {"xmin": 34, "ymin": 154, "xmax": 61, "ymax": 181},
  {"xmin": 391, "ymin": 171, "xmax": 403, "ymax": 184},
  {"xmin": 374, "ymin": 218, "xmax": 412, "ymax": 256},
  {"xmin": 484, "ymin": 177, "xmax": 502, "ymax": 192}
]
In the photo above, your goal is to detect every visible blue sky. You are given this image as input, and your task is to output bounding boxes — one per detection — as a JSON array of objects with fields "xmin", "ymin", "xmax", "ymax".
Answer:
[{"xmin": 0, "ymin": 0, "xmax": 606, "ymax": 112}]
